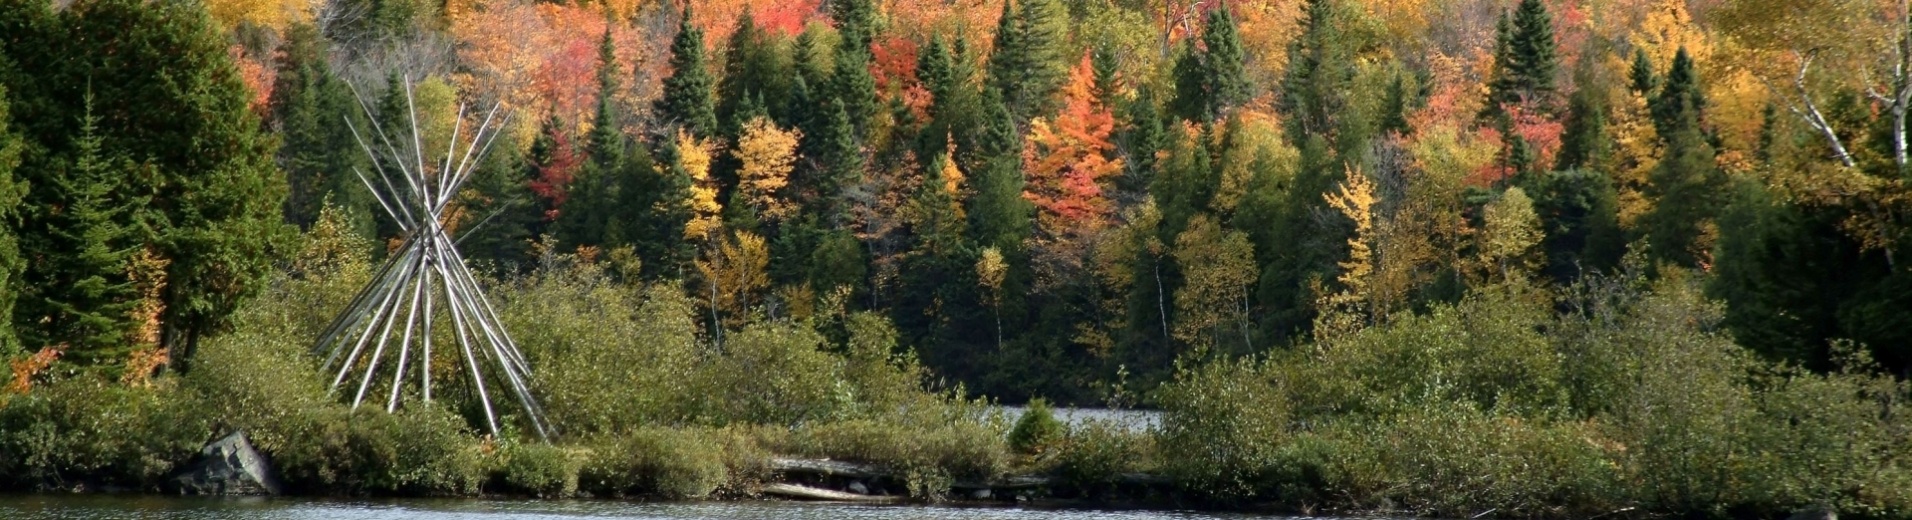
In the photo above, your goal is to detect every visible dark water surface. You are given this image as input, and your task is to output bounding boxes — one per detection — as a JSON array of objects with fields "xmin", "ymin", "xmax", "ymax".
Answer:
[{"xmin": 0, "ymin": 495, "xmax": 1277, "ymax": 519}]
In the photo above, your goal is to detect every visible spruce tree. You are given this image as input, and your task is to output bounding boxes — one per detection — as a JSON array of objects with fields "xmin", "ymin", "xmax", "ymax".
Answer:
[
  {"xmin": 17, "ymin": 98, "xmax": 143, "ymax": 365},
  {"xmin": 657, "ymin": 2, "xmax": 718, "ymax": 136},
  {"xmin": 1485, "ymin": 0, "xmax": 1557, "ymax": 113},
  {"xmin": 1555, "ymin": 71, "xmax": 1610, "ymax": 171},
  {"xmin": 1628, "ymin": 48, "xmax": 1657, "ymax": 96},
  {"xmin": 1201, "ymin": 4, "xmax": 1250, "ymax": 117},
  {"xmin": 1651, "ymin": 47, "xmax": 1705, "ymax": 138},
  {"xmin": 967, "ymin": 91, "xmax": 1032, "ymax": 252},
  {"xmin": 1280, "ymin": 0, "xmax": 1363, "ymax": 147},
  {"xmin": 459, "ymin": 130, "xmax": 539, "ymax": 271},
  {"xmin": 719, "ymin": 9, "xmax": 787, "ymax": 135},
  {"xmin": 559, "ymin": 27, "xmax": 628, "ymax": 249},
  {"xmin": 832, "ymin": 39, "xmax": 879, "ymax": 136},
  {"xmin": 815, "ymin": 97, "xmax": 864, "ymax": 224},
  {"xmin": 1535, "ymin": 168, "xmax": 1623, "ymax": 282}
]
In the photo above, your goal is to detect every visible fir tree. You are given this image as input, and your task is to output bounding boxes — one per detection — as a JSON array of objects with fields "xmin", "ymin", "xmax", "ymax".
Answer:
[
  {"xmin": 1555, "ymin": 72, "xmax": 1611, "ymax": 171},
  {"xmin": 1280, "ymin": 0, "xmax": 1365, "ymax": 148},
  {"xmin": 1534, "ymin": 168, "xmax": 1623, "ymax": 282},
  {"xmin": 1628, "ymin": 48, "xmax": 1657, "ymax": 96},
  {"xmin": 558, "ymin": 28, "xmax": 628, "ymax": 249},
  {"xmin": 967, "ymin": 92, "xmax": 1032, "ymax": 252},
  {"xmin": 1651, "ymin": 47, "xmax": 1705, "ymax": 138},
  {"xmin": 17, "ymin": 97, "xmax": 143, "ymax": 365},
  {"xmin": 1640, "ymin": 101, "xmax": 1726, "ymax": 268},
  {"xmin": 832, "ymin": 39, "xmax": 879, "ymax": 136},
  {"xmin": 657, "ymin": 2, "xmax": 718, "ymax": 136},
  {"xmin": 459, "ymin": 130, "xmax": 539, "ymax": 271},
  {"xmin": 719, "ymin": 9, "xmax": 787, "ymax": 135}
]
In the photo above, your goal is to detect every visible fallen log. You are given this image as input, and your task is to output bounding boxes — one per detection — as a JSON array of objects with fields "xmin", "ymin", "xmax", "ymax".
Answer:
[
  {"xmin": 762, "ymin": 483, "xmax": 904, "ymax": 503},
  {"xmin": 769, "ymin": 458, "xmax": 885, "ymax": 479}
]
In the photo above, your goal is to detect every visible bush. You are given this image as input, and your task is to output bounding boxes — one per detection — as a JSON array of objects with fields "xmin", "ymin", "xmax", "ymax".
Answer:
[
  {"xmin": 783, "ymin": 404, "xmax": 1010, "ymax": 497},
  {"xmin": 579, "ymin": 428, "xmax": 729, "ymax": 499},
  {"xmin": 1054, "ymin": 418, "xmax": 1154, "ymax": 493},
  {"xmin": 498, "ymin": 442, "xmax": 579, "ymax": 498},
  {"xmin": 1008, "ymin": 398, "xmax": 1065, "ymax": 457},
  {"xmin": 268, "ymin": 407, "xmax": 486, "ymax": 496},
  {"xmin": 0, "ymin": 377, "xmax": 208, "ymax": 490}
]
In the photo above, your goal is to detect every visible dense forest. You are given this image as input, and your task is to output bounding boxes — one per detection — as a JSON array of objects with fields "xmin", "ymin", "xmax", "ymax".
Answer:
[
  {"xmin": 3, "ymin": 0, "xmax": 1912, "ymax": 515},
  {"xmin": 7, "ymin": 0, "xmax": 1911, "ymax": 403}
]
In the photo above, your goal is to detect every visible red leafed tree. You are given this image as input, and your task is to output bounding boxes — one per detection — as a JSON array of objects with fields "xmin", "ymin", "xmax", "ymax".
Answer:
[
  {"xmin": 1023, "ymin": 52, "xmax": 1124, "ymax": 286},
  {"xmin": 528, "ymin": 127, "xmax": 581, "ymax": 221}
]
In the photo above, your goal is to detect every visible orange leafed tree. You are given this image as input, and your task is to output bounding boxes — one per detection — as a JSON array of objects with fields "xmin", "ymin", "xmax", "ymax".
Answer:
[{"xmin": 1023, "ymin": 52, "xmax": 1124, "ymax": 233}]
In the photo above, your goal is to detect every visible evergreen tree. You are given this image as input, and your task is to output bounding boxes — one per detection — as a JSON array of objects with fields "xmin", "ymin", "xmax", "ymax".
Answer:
[
  {"xmin": 459, "ymin": 130, "xmax": 539, "ymax": 271},
  {"xmin": 1640, "ymin": 101, "xmax": 1726, "ymax": 268},
  {"xmin": 1091, "ymin": 42, "xmax": 1120, "ymax": 103},
  {"xmin": 273, "ymin": 23, "xmax": 373, "ymax": 237},
  {"xmin": 28, "ymin": 0, "xmax": 291, "ymax": 367},
  {"xmin": 832, "ymin": 38, "xmax": 879, "ymax": 136},
  {"xmin": 1651, "ymin": 47, "xmax": 1705, "ymax": 137},
  {"xmin": 718, "ymin": 9, "xmax": 788, "ymax": 135},
  {"xmin": 1534, "ymin": 168, "xmax": 1623, "ymax": 282},
  {"xmin": 1379, "ymin": 72, "xmax": 1412, "ymax": 136},
  {"xmin": 1169, "ymin": 40, "xmax": 1208, "ymax": 123},
  {"xmin": 1280, "ymin": 0, "xmax": 1366, "ymax": 149},
  {"xmin": 830, "ymin": 0, "xmax": 879, "ymax": 53},
  {"xmin": 814, "ymin": 98, "xmax": 864, "ymax": 223},
  {"xmin": 967, "ymin": 92, "xmax": 1032, "ymax": 252},
  {"xmin": 558, "ymin": 28, "xmax": 627, "ymax": 249},
  {"xmin": 1201, "ymin": 4, "xmax": 1250, "ymax": 117},
  {"xmin": 1118, "ymin": 87, "xmax": 1168, "ymax": 200},
  {"xmin": 1555, "ymin": 65, "xmax": 1611, "ymax": 171},
  {"xmin": 1483, "ymin": 0, "xmax": 1558, "ymax": 118},
  {"xmin": 1628, "ymin": 48, "xmax": 1657, "ymax": 96},
  {"xmin": 657, "ymin": 2, "xmax": 718, "ymax": 136},
  {"xmin": 988, "ymin": 0, "xmax": 1068, "ymax": 119},
  {"xmin": 16, "ymin": 97, "xmax": 143, "ymax": 365},
  {"xmin": 0, "ymin": 85, "xmax": 19, "ymax": 358}
]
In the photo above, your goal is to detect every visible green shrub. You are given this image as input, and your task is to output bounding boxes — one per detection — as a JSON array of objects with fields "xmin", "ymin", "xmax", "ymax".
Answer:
[
  {"xmin": 498, "ymin": 442, "xmax": 579, "ymax": 497},
  {"xmin": 0, "ymin": 377, "xmax": 208, "ymax": 490},
  {"xmin": 268, "ymin": 406, "xmax": 485, "ymax": 496},
  {"xmin": 1008, "ymin": 398, "xmax": 1065, "ymax": 457},
  {"xmin": 1054, "ymin": 418, "xmax": 1154, "ymax": 492},
  {"xmin": 578, "ymin": 428, "xmax": 729, "ymax": 499},
  {"xmin": 785, "ymin": 408, "xmax": 1010, "ymax": 497},
  {"xmin": 1157, "ymin": 357, "xmax": 1289, "ymax": 499}
]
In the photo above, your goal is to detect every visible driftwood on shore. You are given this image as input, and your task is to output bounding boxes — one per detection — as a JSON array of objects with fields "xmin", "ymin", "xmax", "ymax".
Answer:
[
  {"xmin": 764, "ymin": 457, "xmax": 1172, "ymax": 502},
  {"xmin": 761, "ymin": 483, "xmax": 905, "ymax": 502}
]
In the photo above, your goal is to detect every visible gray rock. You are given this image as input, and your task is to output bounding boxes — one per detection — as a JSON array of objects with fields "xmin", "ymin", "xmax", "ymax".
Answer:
[
  {"xmin": 171, "ymin": 431, "xmax": 282, "ymax": 496},
  {"xmin": 970, "ymin": 488, "xmax": 992, "ymax": 500},
  {"xmin": 847, "ymin": 480, "xmax": 870, "ymax": 495},
  {"xmin": 1788, "ymin": 505, "xmax": 1836, "ymax": 520}
]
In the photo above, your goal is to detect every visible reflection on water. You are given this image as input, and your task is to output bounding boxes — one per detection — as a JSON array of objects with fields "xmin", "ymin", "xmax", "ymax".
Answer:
[
  {"xmin": 997, "ymin": 407, "xmax": 1162, "ymax": 431},
  {"xmin": 0, "ymin": 495, "xmax": 1271, "ymax": 520}
]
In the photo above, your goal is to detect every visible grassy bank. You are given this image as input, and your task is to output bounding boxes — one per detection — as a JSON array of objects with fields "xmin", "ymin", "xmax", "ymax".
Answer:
[{"xmin": 1, "ymin": 222, "xmax": 1908, "ymax": 520}]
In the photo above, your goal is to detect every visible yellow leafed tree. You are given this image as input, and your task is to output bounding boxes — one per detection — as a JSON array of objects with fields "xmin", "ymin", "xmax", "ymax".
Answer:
[
  {"xmin": 696, "ymin": 230, "xmax": 771, "ymax": 331},
  {"xmin": 678, "ymin": 129, "xmax": 724, "ymax": 241},
  {"xmin": 733, "ymin": 117, "xmax": 802, "ymax": 223}
]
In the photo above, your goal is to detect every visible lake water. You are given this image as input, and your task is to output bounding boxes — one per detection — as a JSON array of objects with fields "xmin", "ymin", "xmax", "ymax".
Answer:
[
  {"xmin": 997, "ymin": 407, "xmax": 1162, "ymax": 432},
  {"xmin": 0, "ymin": 495, "xmax": 1274, "ymax": 520}
]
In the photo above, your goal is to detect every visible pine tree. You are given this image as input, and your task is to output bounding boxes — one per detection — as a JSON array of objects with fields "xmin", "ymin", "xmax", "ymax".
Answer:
[{"xmin": 657, "ymin": 2, "xmax": 718, "ymax": 136}]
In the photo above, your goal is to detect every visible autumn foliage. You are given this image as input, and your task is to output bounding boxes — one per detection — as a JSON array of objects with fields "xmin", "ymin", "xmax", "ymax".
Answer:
[{"xmin": 1022, "ymin": 53, "xmax": 1123, "ymax": 232}]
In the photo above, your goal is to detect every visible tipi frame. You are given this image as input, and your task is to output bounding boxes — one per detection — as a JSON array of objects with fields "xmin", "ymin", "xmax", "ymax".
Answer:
[{"xmin": 309, "ymin": 77, "xmax": 549, "ymax": 440}]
